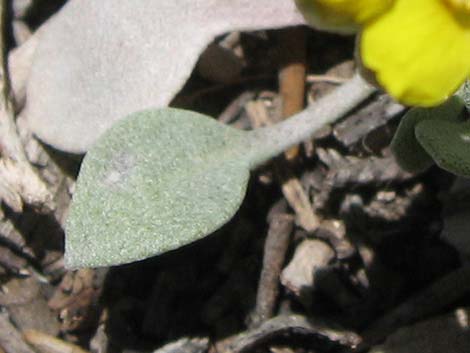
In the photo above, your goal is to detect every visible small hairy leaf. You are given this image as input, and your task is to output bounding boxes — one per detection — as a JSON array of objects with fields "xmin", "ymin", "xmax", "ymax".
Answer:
[
  {"xmin": 390, "ymin": 96, "xmax": 464, "ymax": 173},
  {"xmin": 65, "ymin": 108, "xmax": 251, "ymax": 268},
  {"xmin": 416, "ymin": 119, "xmax": 470, "ymax": 178},
  {"xmin": 65, "ymin": 75, "xmax": 374, "ymax": 268}
]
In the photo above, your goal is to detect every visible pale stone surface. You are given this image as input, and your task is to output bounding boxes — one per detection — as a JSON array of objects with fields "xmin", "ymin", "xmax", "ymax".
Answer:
[
  {"xmin": 22, "ymin": 0, "xmax": 304, "ymax": 153},
  {"xmin": 281, "ymin": 239, "xmax": 335, "ymax": 295}
]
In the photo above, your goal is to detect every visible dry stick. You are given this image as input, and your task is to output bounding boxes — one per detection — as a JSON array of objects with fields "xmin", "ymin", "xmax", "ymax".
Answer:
[
  {"xmin": 0, "ymin": 0, "xmax": 53, "ymax": 212},
  {"xmin": 0, "ymin": 311, "xmax": 36, "ymax": 353},
  {"xmin": 306, "ymin": 74, "xmax": 348, "ymax": 84},
  {"xmin": 218, "ymin": 91, "xmax": 256, "ymax": 124},
  {"xmin": 348, "ymin": 264, "xmax": 470, "ymax": 352},
  {"xmin": 153, "ymin": 337, "xmax": 209, "ymax": 353},
  {"xmin": 23, "ymin": 330, "xmax": 91, "ymax": 353},
  {"xmin": 227, "ymin": 315, "xmax": 361, "ymax": 353},
  {"xmin": 250, "ymin": 212, "xmax": 294, "ymax": 328},
  {"xmin": 278, "ymin": 27, "xmax": 307, "ymax": 161}
]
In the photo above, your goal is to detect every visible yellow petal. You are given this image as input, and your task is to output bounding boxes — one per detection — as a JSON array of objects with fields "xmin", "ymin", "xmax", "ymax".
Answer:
[
  {"xmin": 296, "ymin": 0, "xmax": 393, "ymax": 34},
  {"xmin": 361, "ymin": 0, "xmax": 470, "ymax": 106}
]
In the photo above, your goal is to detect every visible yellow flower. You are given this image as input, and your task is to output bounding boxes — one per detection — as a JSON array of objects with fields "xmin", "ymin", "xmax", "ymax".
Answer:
[{"xmin": 297, "ymin": 0, "xmax": 470, "ymax": 107}]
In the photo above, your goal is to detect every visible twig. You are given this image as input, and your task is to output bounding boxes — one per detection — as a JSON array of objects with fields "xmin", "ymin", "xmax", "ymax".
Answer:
[
  {"xmin": 278, "ymin": 27, "xmax": 307, "ymax": 160},
  {"xmin": 249, "ymin": 208, "xmax": 294, "ymax": 328},
  {"xmin": 23, "ymin": 330, "xmax": 90, "ymax": 353},
  {"xmin": 218, "ymin": 91, "xmax": 255, "ymax": 124},
  {"xmin": 276, "ymin": 163, "xmax": 320, "ymax": 232},
  {"xmin": 226, "ymin": 315, "xmax": 361, "ymax": 353},
  {"xmin": 306, "ymin": 75, "xmax": 348, "ymax": 84},
  {"xmin": 153, "ymin": 337, "xmax": 209, "ymax": 353},
  {"xmin": 0, "ymin": 0, "xmax": 53, "ymax": 212}
]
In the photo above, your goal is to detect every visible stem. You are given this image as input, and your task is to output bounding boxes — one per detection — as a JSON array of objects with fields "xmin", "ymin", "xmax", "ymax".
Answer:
[{"xmin": 243, "ymin": 74, "xmax": 376, "ymax": 169}]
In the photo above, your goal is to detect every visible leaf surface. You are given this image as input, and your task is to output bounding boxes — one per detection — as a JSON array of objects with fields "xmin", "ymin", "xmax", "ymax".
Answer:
[
  {"xmin": 24, "ymin": 0, "xmax": 304, "ymax": 153},
  {"xmin": 416, "ymin": 119, "xmax": 470, "ymax": 177},
  {"xmin": 65, "ymin": 108, "xmax": 251, "ymax": 267},
  {"xmin": 390, "ymin": 96, "xmax": 464, "ymax": 173}
]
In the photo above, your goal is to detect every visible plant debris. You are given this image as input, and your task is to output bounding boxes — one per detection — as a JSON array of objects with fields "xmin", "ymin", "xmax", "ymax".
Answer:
[{"xmin": 0, "ymin": 2, "xmax": 468, "ymax": 353}]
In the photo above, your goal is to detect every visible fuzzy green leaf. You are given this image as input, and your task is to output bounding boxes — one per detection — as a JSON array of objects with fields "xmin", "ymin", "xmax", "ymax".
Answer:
[
  {"xmin": 416, "ymin": 119, "xmax": 470, "ymax": 177},
  {"xmin": 390, "ymin": 96, "xmax": 464, "ymax": 173},
  {"xmin": 65, "ymin": 75, "xmax": 375, "ymax": 268},
  {"xmin": 65, "ymin": 108, "xmax": 251, "ymax": 268}
]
